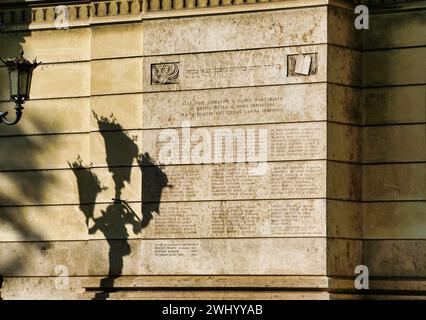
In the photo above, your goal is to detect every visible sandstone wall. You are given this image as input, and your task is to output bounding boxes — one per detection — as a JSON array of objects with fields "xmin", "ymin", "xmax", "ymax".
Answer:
[{"xmin": 0, "ymin": 0, "xmax": 424, "ymax": 299}]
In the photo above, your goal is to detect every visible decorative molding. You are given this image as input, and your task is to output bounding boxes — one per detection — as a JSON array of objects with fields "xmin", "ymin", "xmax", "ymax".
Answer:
[
  {"xmin": 0, "ymin": 0, "xmax": 424, "ymax": 31},
  {"xmin": 0, "ymin": 0, "xmax": 143, "ymax": 31}
]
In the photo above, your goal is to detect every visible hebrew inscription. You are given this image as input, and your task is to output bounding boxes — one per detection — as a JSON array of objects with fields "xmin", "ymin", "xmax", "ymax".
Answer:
[{"xmin": 143, "ymin": 45, "xmax": 326, "ymax": 91}]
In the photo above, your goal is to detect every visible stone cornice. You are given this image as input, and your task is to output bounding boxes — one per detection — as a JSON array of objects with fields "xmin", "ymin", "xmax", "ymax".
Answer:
[{"xmin": 0, "ymin": 0, "xmax": 424, "ymax": 32}]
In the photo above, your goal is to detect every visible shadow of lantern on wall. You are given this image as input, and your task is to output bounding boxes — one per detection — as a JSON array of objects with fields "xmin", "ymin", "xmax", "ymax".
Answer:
[{"xmin": 0, "ymin": 50, "xmax": 41, "ymax": 126}]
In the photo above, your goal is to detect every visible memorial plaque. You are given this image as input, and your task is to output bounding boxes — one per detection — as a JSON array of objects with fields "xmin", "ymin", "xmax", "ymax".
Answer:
[
  {"xmin": 142, "ymin": 45, "xmax": 327, "ymax": 92},
  {"xmin": 142, "ymin": 122, "xmax": 326, "ymax": 165},
  {"xmin": 140, "ymin": 238, "xmax": 326, "ymax": 275},
  {"xmin": 143, "ymin": 161, "xmax": 326, "ymax": 202},
  {"xmin": 142, "ymin": 84, "xmax": 327, "ymax": 128},
  {"xmin": 142, "ymin": 199, "xmax": 326, "ymax": 238}
]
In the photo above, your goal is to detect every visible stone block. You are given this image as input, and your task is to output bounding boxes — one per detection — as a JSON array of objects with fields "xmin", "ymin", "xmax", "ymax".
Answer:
[
  {"xmin": 142, "ymin": 45, "xmax": 327, "ymax": 92},
  {"xmin": 141, "ymin": 238, "xmax": 327, "ymax": 275},
  {"xmin": 363, "ymin": 163, "xmax": 426, "ymax": 201},
  {"xmin": 143, "ymin": 7, "xmax": 327, "ymax": 55},
  {"xmin": 142, "ymin": 83, "xmax": 327, "ymax": 128}
]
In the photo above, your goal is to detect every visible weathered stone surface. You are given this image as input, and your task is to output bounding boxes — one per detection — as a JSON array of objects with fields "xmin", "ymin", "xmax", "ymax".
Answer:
[
  {"xmin": 88, "ymin": 202, "xmax": 142, "ymax": 240},
  {"xmin": 327, "ymin": 162, "xmax": 362, "ymax": 201},
  {"xmin": 91, "ymin": 167, "xmax": 141, "ymax": 203},
  {"xmin": 141, "ymin": 122, "xmax": 326, "ymax": 166},
  {"xmin": 363, "ymin": 202, "xmax": 426, "ymax": 239},
  {"xmin": 328, "ymin": 45, "xmax": 362, "ymax": 86},
  {"xmin": 364, "ymin": 10, "xmax": 426, "ymax": 49},
  {"xmin": 146, "ymin": 161, "xmax": 326, "ymax": 202},
  {"xmin": 2, "ymin": 275, "xmax": 328, "ymax": 295},
  {"xmin": 328, "ymin": 123, "xmax": 361, "ymax": 163},
  {"xmin": 14, "ymin": 62, "xmax": 90, "ymax": 100},
  {"xmin": 88, "ymin": 239, "xmax": 141, "ymax": 276},
  {"xmin": 0, "ymin": 202, "xmax": 141, "ymax": 242},
  {"xmin": 143, "ymin": 7, "xmax": 327, "ymax": 55},
  {"xmin": 0, "ymin": 28, "xmax": 90, "ymax": 63},
  {"xmin": 0, "ymin": 0, "xmax": 424, "ymax": 300},
  {"xmin": 0, "ymin": 133, "xmax": 89, "ymax": 170},
  {"xmin": 362, "ymin": 85, "xmax": 426, "ymax": 125},
  {"xmin": 330, "ymin": 277, "xmax": 426, "ymax": 296},
  {"xmin": 142, "ymin": 83, "xmax": 327, "ymax": 129},
  {"xmin": 327, "ymin": 84, "xmax": 362, "ymax": 125},
  {"xmin": 363, "ymin": 124, "xmax": 426, "ymax": 163},
  {"xmin": 141, "ymin": 238, "xmax": 326, "ymax": 275},
  {"xmin": 143, "ymin": 45, "xmax": 327, "ymax": 92},
  {"xmin": 0, "ymin": 167, "xmax": 141, "ymax": 206},
  {"xmin": 328, "ymin": 6, "xmax": 362, "ymax": 49},
  {"xmin": 0, "ymin": 169, "xmax": 80, "ymax": 206},
  {"xmin": 91, "ymin": 58, "xmax": 142, "ymax": 95},
  {"xmin": 90, "ymin": 130, "xmax": 142, "ymax": 167},
  {"xmin": 327, "ymin": 200, "xmax": 362, "ymax": 238},
  {"xmin": 363, "ymin": 48, "xmax": 426, "ymax": 86},
  {"xmin": 91, "ymin": 94, "xmax": 142, "ymax": 131},
  {"xmin": 91, "ymin": 23, "xmax": 143, "ymax": 59},
  {"xmin": 364, "ymin": 240, "xmax": 426, "ymax": 277},
  {"xmin": 0, "ymin": 205, "xmax": 87, "ymax": 242},
  {"xmin": 98, "ymin": 289, "xmax": 330, "ymax": 300},
  {"xmin": 0, "ymin": 241, "xmax": 88, "ymax": 276},
  {"xmin": 1, "ymin": 276, "xmax": 85, "ymax": 300},
  {"xmin": 327, "ymin": 239, "xmax": 362, "ymax": 277},
  {"xmin": 363, "ymin": 163, "xmax": 426, "ymax": 201},
  {"xmin": 1, "ymin": 275, "xmax": 330, "ymax": 299},
  {"xmin": 142, "ymin": 199, "xmax": 326, "ymax": 238},
  {"xmin": 92, "ymin": 122, "xmax": 326, "ymax": 168},
  {"xmin": 0, "ymin": 98, "xmax": 90, "ymax": 137}
]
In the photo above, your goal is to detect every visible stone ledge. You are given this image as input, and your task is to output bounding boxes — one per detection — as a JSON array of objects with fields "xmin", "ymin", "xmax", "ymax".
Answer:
[
  {"xmin": 0, "ymin": 0, "xmax": 349, "ymax": 31},
  {"xmin": 0, "ymin": 0, "xmax": 423, "ymax": 34}
]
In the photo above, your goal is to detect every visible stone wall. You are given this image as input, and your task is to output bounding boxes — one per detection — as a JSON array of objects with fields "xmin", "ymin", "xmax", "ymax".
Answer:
[
  {"xmin": 360, "ymin": 5, "xmax": 426, "ymax": 297},
  {"xmin": 0, "ymin": 0, "xmax": 424, "ymax": 299}
]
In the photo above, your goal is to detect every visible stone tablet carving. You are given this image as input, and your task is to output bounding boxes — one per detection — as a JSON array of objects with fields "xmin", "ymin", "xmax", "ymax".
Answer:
[
  {"xmin": 143, "ymin": 46, "xmax": 326, "ymax": 91},
  {"xmin": 142, "ymin": 84, "xmax": 327, "ymax": 128},
  {"xmin": 141, "ymin": 238, "xmax": 326, "ymax": 275},
  {"xmin": 142, "ymin": 161, "xmax": 326, "ymax": 202},
  {"xmin": 151, "ymin": 62, "xmax": 180, "ymax": 84},
  {"xmin": 142, "ymin": 199, "xmax": 326, "ymax": 239},
  {"xmin": 287, "ymin": 53, "xmax": 318, "ymax": 76},
  {"xmin": 141, "ymin": 122, "xmax": 326, "ymax": 165}
]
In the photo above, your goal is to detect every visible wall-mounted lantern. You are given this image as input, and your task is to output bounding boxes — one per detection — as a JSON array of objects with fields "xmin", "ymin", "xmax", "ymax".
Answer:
[{"xmin": 0, "ymin": 50, "xmax": 41, "ymax": 126}]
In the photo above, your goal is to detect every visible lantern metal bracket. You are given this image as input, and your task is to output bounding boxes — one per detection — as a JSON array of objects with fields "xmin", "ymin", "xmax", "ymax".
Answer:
[
  {"xmin": 0, "ymin": 50, "xmax": 40, "ymax": 126},
  {"xmin": 0, "ymin": 97, "xmax": 26, "ymax": 126}
]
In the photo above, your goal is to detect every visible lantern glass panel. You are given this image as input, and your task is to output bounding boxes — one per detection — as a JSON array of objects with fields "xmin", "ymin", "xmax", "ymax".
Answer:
[
  {"xmin": 9, "ymin": 67, "xmax": 19, "ymax": 97},
  {"xmin": 18, "ymin": 68, "xmax": 30, "ymax": 97}
]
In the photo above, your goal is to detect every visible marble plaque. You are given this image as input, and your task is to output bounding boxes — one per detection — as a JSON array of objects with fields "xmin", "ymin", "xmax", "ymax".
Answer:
[
  {"xmin": 140, "ymin": 238, "xmax": 326, "ymax": 275},
  {"xmin": 142, "ymin": 199, "xmax": 326, "ymax": 238},
  {"xmin": 143, "ymin": 45, "xmax": 327, "ymax": 92},
  {"xmin": 142, "ymin": 83, "xmax": 327, "ymax": 128},
  {"xmin": 144, "ymin": 161, "xmax": 326, "ymax": 202},
  {"xmin": 142, "ymin": 122, "xmax": 326, "ymax": 165}
]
